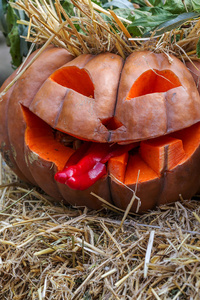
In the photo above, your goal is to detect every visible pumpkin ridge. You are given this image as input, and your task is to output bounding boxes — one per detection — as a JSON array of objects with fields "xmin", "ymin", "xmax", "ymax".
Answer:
[
  {"xmin": 54, "ymin": 88, "xmax": 70, "ymax": 129},
  {"xmin": 112, "ymin": 57, "xmax": 125, "ymax": 116},
  {"xmin": 106, "ymin": 58, "xmax": 125, "ymax": 142},
  {"xmin": 84, "ymin": 52, "xmax": 124, "ymax": 126}
]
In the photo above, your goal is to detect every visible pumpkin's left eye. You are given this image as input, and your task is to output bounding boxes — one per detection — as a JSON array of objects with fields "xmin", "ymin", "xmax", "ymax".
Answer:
[{"xmin": 50, "ymin": 66, "xmax": 95, "ymax": 98}]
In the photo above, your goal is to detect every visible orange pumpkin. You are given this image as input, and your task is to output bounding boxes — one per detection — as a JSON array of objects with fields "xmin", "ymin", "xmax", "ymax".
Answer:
[{"xmin": 1, "ymin": 47, "xmax": 200, "ymax": 213}]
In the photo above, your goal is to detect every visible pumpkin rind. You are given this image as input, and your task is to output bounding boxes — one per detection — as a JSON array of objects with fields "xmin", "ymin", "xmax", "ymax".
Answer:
[{"xmin": 186, "ymin": 61, "xmax": 200, "ymax": 93}]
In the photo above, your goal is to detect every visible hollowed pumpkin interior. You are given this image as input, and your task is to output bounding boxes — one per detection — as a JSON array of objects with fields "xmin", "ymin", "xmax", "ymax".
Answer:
[
  {"xmin": 126, "ymin": 69, "xmax": 181, "ymax": 99},
  {"xmin": 23, "ymin": 106, "xmax": 200, "ymax": 188},
  {"xmin": 23, "ymin": 106, "xmax": 75, "ymax": 171}
]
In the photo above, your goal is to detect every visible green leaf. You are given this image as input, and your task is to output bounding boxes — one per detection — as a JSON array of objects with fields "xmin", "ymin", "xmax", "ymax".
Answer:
[
  {"xmin": 61, "ymin": 0, "xmax": 74, "ymax": 15},
  {"xmin": 8, "ymin": 25, "xmax": 21, "ymax": 67},
  {"xmin": 163, "ymin": 0, "xmax": 193, "ymax": 14},
  {"xmin": 103, "ymin": 0, "xmax": 135, "ymax": 9},
  {"xmin": 0, "ymin": 0, "xmax": 8, "ymax": 33},
  {"xmin": 191, "ymin": 0, "xmax": 200, "ymax": 11},
  {"xmin": 148, "ymin": 0, "xmax": 164, "ymax": 6},
  {"xmin": 128, "ymin": 0, "xmax": 149, "ymax": 6},
  {"xmin": 130, "ymin": 11, "xmax": 174, "ymax": 28},
  {"xmin": 197, "ymin": 38, "xmax": 200, "ymax": 58},
  {"xmin": 19, "ymin": 26, "xmax": 30, "ymax": 57},
  {"xmin": 145, "ymin": 12, "xmax": 200, "ymax": 36},
  {"xmin": 6, "ymin": 4, "xmax": 22, "ymax": 67},
  {"xmin": 127, "ymin": 25, "xmax": 142, "ymax": 37},
  {"xmin": 110, "ymin": 8, "xmax": 138, "ymax": 22},
  {"xmin": 6, "ymin": 4, "xmax": 17, "ymax": 34}
]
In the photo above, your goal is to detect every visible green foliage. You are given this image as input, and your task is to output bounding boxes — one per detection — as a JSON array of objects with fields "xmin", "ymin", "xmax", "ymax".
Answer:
[
  {"xmin": 103, "ymin": 0, "xmax": 135, "ymax": 9},
  {"xmin": 126, "ymin": 0, "xmax": 200, "ymax": 36},
  {"xmin": 61, "ymin": 0, "xmax": 75, "ymax": 15},
  {"xmin": 6, "ymin": 4, "xmax": 22, "ymax": 67},
  {"xmin": 192, "ymin": 0, "xmax": 200, "ymax": 10},
  {"xmin": 163, "ymin": 0, "xmax": 200, "ymax": 13},
  {"xmin": 128, "ymin": 9, "xmax": 174, "ymax": 34},
  {"xmin": 145, "ymin": 12, "xmax": 200, "ymax": 37},
  {"xmin": 0, "ymin": 0, "xmax": 8, "ymax": 33},
  {"xmin": 0, "ymin": 0, "xmax": 29, "ymax": 68},
  {"xmin": 197, "ymin": 38, "xmax": 200, "ymax": 58}
]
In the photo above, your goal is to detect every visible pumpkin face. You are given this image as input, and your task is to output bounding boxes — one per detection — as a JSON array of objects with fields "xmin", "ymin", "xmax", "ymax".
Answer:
[{"xmin": 1, "ymin": 47, "xmax": 200, "ymax": 213}]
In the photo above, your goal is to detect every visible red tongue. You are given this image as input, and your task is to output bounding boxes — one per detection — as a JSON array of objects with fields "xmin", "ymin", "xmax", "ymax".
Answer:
[{"xmin": 54, "ymin": 142, "xmax": 138, "ymax": 190}]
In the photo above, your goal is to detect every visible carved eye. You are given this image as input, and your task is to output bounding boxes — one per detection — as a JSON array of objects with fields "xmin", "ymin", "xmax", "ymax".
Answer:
[
  {"xmin": 126, "ymin": 69, "xmax": 181, "ymax": 99},
  {"xmin": 50, "ymin": 66, "xmax": 95, "ymax": 98}
]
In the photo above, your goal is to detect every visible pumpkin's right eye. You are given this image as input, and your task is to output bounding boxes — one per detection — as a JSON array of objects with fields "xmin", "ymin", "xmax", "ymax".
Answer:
[{"xmin": 126, "ymin": 69, "xmax": 181, "ymax": 100}]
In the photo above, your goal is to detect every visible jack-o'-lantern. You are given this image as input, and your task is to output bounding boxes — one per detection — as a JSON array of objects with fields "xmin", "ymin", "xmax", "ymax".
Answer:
[{"xmin": 1, "ymin": 47, "xmax": 200, "ymax": 213}]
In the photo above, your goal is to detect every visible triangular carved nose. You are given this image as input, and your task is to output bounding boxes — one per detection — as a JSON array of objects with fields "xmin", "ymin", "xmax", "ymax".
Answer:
[{"xmin": 101, "ymin": 117, "xmax": 123, "ymax": 131}]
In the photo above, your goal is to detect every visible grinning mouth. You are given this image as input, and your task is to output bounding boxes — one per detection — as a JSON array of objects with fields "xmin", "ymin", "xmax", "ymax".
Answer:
[{"xmin": 22, "ymin": 106, "xmax": 200, "ymax": 192}]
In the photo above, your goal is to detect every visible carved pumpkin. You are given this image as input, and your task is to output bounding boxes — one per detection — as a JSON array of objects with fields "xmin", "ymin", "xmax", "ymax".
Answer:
[{"xmin": 1, "ymin": 47, "xmax": 200, "ymax": 213}]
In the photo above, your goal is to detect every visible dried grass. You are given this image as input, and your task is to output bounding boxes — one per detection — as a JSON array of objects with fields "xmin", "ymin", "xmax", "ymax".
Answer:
[{"xmin": 1, "ymin": 154, "xmax": 200, "ymax": 299}]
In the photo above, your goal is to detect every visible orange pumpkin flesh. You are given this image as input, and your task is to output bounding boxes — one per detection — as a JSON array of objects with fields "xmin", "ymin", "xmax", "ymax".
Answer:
[
  {"xmin": 139, "ymin": 136, "xmax": 185, "ymax": 174},
  {"xmin": 1, "ymin": 48, "xmax": 200, "ymax": 212}
]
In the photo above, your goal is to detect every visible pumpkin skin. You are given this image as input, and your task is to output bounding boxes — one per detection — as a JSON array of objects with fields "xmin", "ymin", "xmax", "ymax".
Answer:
[
  {"xmin": 1, "ymin": 47, "xmax": 200, "ymax": 213},
  {"xmin": 186, "ymin": 61, "xmax": 200, "ymax": 94}
]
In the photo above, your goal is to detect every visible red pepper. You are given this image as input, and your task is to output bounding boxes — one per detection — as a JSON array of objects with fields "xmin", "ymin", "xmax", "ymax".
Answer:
[
  {"xmin": 66, "ymin": 162, "xmax": 107, "ymax": 190},
  {"xmin": 54, "ymin": 142, "xmax": 138, "ymax": 190}
]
